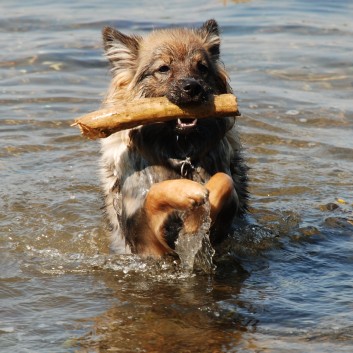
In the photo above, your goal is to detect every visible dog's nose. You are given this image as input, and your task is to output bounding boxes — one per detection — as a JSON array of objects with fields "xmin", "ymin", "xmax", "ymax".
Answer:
[
  {"xmin": 167, "ymin": 78, "xmax": 207, "ymax": 105},
  {"xmin": 181, "ymin": 78, "xmax": 202, "ymax": 97}
]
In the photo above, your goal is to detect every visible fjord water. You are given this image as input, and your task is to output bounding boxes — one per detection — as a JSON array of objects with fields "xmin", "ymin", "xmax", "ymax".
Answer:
[{"xmin": 1, "ymin": 0, "xmax": 353, "ymax": 352}]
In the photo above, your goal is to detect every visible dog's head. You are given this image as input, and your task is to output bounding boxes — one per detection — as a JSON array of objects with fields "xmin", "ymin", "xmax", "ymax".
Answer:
[
  {"xmin": 102, "ymin": 19, "xmax": 229, "ymax": 100},
  {"xmin": 103, "ymin": 20, "xmax": 233, "ymax": 137}
]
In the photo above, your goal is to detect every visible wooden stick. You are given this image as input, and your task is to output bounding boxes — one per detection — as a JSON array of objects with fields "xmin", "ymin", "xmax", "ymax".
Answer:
[{"xmin": 72, "ymin": 94, "xmax": 239, "ymax": 139}]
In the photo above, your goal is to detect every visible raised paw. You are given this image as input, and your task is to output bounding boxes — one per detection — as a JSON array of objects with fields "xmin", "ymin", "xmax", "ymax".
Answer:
[
  {"xmin": 143, "ymin": 179, "xmax": 210, "ymax": 256},
  {"xmin": 146, "ymin": 179, "xmax": 209, "ymax": 212},
  {"xmin": 182, "ymin": 182, "xmax": 209, "ymax": 209}
]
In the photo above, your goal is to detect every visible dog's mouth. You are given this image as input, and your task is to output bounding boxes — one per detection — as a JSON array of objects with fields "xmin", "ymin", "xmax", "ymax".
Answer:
[{"xmin": 175, "ymin": 118, "xmax": 197, "ymax": 134}]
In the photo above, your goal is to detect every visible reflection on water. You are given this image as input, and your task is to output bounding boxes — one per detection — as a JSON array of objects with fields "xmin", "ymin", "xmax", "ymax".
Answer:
[{"xmin": 1, "ymin": 0, "xmax": 353, "ymax": 352}]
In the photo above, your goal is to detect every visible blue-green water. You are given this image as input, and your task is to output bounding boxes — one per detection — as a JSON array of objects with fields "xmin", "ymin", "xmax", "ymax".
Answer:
[{"xmin": 1, "ymin": 0, "xmax": 353, "ymax": 352}]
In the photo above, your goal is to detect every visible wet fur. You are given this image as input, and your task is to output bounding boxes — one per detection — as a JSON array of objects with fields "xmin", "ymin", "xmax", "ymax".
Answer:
[{"xmin": 100, "ymin": 20, "xmax": 248, "ymax": 256}]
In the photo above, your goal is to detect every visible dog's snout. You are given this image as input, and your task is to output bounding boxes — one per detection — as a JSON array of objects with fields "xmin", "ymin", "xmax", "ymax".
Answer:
[
  {"xmin": 167, "ymin": 78, "xmax": 208, "ymax": 105},
  {"xmin": 181, "ymin": 79, "xmax": 202, "ymax": 97}
]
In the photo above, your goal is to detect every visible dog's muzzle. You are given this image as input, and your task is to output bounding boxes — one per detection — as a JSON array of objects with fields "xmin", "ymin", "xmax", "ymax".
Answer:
[
  {"xmin": 167, "ymin": 78, "xmax": 210, "ymax": 134},
  {"xmin": 166, "ymin": 78, "xmax": 209, "ymax": 106}
]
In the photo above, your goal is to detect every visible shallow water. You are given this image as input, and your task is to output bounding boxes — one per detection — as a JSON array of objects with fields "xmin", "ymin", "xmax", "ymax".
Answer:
[{"xmin": 1, "ymin": 0, "xmax": 353, "ymax": 352}]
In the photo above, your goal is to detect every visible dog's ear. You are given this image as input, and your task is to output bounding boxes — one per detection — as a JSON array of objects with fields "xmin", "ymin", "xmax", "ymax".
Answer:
[
  {"xmin": 198, "ymin": 19, "xmax": 220, "ymax": 59},
  {"xmin": 102, "ymin": 26, "xmax": 141, "ymax": 74}
]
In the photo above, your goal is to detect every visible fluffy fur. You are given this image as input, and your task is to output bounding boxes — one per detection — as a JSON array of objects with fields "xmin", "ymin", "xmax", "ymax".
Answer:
[{"xmin": 100, "ymin": 20, "xmax": 248, "ymax": 256}]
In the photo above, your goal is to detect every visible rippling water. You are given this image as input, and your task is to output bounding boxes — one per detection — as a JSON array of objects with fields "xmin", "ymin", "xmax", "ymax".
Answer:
[{"xmin": 1, "ymin": 0, "xmax": 353, "ymax": 352}]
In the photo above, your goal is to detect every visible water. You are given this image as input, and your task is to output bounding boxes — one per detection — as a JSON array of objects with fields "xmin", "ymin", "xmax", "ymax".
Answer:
[
  {"xmin": 175, "ymin": 203, "xmax": 216, "ymax": 273},
  {"xmin": 1, "ymin": 0, "xmax": 353, "ymax": 351}
]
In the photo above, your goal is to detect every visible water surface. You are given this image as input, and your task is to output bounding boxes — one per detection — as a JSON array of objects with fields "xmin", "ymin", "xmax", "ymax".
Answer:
[{"xmin": 1, "ymin": 0, "xmax": 353, "ymax": 352}]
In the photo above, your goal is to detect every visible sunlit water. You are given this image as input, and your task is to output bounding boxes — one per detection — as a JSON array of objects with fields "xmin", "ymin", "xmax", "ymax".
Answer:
[{"xmin": 1, "ymin": 0, "xmax": 353, "ymax": 352}]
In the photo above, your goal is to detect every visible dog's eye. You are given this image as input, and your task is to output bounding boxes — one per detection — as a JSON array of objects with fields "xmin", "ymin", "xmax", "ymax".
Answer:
[
  {"xmin": 197, "ymin": 62, "xmax": 209, "ymax": 75},
  {"xmin": 158, "ymin": 65, "xmax": 170, "ymax": 73}
]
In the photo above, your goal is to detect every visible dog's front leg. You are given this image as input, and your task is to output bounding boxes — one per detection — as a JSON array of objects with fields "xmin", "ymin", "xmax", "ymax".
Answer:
[
  {"xmin": 206, "ymin": 172, "xmax": 237, "ymax": 221},
  {"xmin": 143, "ymin": 179, "xmax": 209, "ymax": 256},
  {"xmin": 205, "ymin": 172, "xmax": 239, "ymax": 242}
]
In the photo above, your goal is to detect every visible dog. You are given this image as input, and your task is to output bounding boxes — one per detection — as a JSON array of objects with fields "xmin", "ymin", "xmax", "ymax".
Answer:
[{"xmin": 100, "ymin": 19, "xmax": 248, "ymax": 257}]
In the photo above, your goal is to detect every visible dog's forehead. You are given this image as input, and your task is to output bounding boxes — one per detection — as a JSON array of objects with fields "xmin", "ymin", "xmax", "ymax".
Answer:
[{"xmin": 141, "ymin": 29, "xmax": 206, "ymax": 62}]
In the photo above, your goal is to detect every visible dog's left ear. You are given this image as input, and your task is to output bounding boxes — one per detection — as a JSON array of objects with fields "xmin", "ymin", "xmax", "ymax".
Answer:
[
  {"xmin": 102, "ymin": 26, "xmax": 142, "ymax": 75},
  {"xmin": 199, "ymin": 19, "xmax": 220, "ymax": 59}
]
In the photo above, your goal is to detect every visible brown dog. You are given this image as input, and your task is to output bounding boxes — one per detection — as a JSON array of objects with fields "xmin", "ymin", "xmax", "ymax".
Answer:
[{"xmin": 100, "ymin": 19, "xmax": 248, "ymax": 257}]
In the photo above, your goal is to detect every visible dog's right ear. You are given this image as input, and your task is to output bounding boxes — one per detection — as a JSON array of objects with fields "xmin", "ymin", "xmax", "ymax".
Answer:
[
  {"xmin": 102, "ymin": 26, "xmax": 141, "ymax": 73},
  {"xmin": 198, "ymin": 19, "xmax": 220, "ymax": 60}
]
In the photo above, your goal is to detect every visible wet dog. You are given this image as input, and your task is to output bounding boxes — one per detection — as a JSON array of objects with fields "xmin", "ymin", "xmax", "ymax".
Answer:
[{"xmin": 100, "ymin": 19, "xmax": 248, "ymax": 257}]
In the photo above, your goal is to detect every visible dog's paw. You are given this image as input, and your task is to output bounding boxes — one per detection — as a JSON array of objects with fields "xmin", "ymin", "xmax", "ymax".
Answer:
[
  {"xmin": 183, "ymin": 184, "xmax": 209, "ymax": 208},
  {"xmin": 147, "ymin": 179, "xmax": 209, "ymax": 211},
  {"xmin": 166, "ymin": 179, "xmax": 209, "ymax": 210}
]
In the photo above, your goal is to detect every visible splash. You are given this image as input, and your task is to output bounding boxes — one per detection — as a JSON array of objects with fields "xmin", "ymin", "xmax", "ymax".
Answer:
[{"xmin": 174, "ymin": 203, "xmax": 215, "ymax": 274}]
